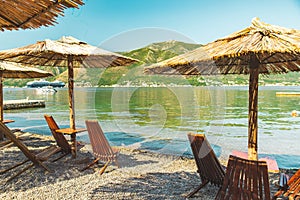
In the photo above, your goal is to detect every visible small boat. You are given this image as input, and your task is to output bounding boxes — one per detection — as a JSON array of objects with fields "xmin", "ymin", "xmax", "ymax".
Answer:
[
  {"xmin": 36, "ymin": 86, "xmax": 57, "ymax": 94},
  {"xmin": 27, "ymin": 79, "xmax": 65, "ymax": 88},
  {"xmin": 27, "ymin": 79, "xmax": 50, "ymax": 88},
  {"xmin": 49, "ymin": 80, "xmax": 65, "ymax": 88}
]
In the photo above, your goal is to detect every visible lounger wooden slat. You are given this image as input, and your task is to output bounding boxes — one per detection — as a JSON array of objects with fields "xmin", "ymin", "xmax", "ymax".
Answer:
[
  {"xmin": 0, "ymin": 122, "xmax": 48, "ymax": 170},
  {"xmin": 186, "ymin": 133, "xmax": 225, "ymax": 198},
  {"xmin": 44, "ymin": 115, "xmax": 85, "ymax": 160},
  {"xmin": 36, "ymin": 145, "xmax": 62, "ymax": 161},
  {"xmin": 81, "ymin": 120, "xmax": 119, "ymax": 172},
  {"xmin": 44, "ymin": 115, "xmax": 71, "ymax": 154},
  {"xmin": 0, "ymin": 122, "xmax": 61, "ymax": 181},
  {"xmin": 0, "ymin": 131, "xmax": 26, "ymax": 150},
  {"xmin": 216, "ymin": 155, "xmax": 271, "ymax": 200},
  {"xmin": 273, "ymin": 168, "xmax": 300, "ymax": 199}
]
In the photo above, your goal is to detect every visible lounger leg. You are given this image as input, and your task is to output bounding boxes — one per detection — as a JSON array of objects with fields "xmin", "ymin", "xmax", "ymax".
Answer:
[
  {"xmin": 71, "ymin": 133, "xmax": 77, "ymax": 158},
  {"xmin": 38, "ymin": 161, "xmax": 52, "ymax": 172},
  {"xmin": 79, "ymin": 158, "xmax": 100, "ymax": 171},
  {"xmin": 99, "ymin": 160, "xmax": 110, "ymax": 175},
  {"xmin": 185, "ymin": 180, "xmax": 209, "ymax": 198}
]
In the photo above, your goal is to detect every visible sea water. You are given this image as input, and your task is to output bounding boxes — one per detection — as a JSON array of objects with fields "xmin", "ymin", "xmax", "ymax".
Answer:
[{"xmin": 4, "ymin": 86, "xmax": 300, "ymax": 169}]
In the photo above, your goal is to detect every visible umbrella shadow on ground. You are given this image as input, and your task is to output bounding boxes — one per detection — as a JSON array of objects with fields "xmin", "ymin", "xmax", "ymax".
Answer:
[
  {"xmin": 90, "ymin": 171, "xmax": 220, "ymax": 200},
  {"xmin": 90, "ymin": 170, "xmax": 284, "ymax": 199},
  {"xmin": 0, "ymin": 144, "xmax": 158, "ymax": 194},
  {"xmin": 0, "ymin": 142, "xmax": 95, "ymax": 193},
  {"xmin": 117, "ymin": 151, "xmax": 159, "ymax": 168},
  {"xmin": 21, "ymin": 136, "xmax": 54, "ymax": 148}
]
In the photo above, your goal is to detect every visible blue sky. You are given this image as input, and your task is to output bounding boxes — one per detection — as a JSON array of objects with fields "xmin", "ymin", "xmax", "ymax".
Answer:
[{"xmin": 1, "ymin": 0, "xmax": 300, "ymax": 51}]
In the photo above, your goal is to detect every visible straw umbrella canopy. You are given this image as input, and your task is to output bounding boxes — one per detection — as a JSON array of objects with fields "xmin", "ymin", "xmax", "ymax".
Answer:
[
  {"xmin": 0, "ymin": 36, "xmax": 138, "ymax": 130},
  {"xmin": 0, "ymin": 61, "xmax": 52, "ymax": 139},
  {"xmin": 145, "ymin": 17, "xmax": 300, "ymax": 160},
  {"xmin": 0, "ymin": 0, "xmax": 83, "ymax": 31}
]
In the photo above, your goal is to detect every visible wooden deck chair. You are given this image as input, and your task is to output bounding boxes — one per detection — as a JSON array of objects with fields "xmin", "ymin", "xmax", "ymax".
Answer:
[
  {"xmin": 44, "ymin": 115, "xmax": 84, "ymax": 159},
  {"xmin": 0, "ymin": 122, "xmax": 61, "ymax": 182},
  {"xmin": 186, "ymin": 133, "xmax": 225, "ymax": 198},
  {"xmin": 216, "ymin": 155, "xmax": 271, "ymax": 200},
  {"xmin": 81, "ymin": 120, "xmax": 120, "ymax": 172},
  {"xmin": 273, "ymin": 168, "xmax": 300, "ymax": 200},
  {"xmin": 44, "ymin": 115, "xmax": 71, "ymax": 154}
]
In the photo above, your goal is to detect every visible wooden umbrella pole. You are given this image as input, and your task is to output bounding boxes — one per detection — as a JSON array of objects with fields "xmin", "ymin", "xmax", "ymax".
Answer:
[
  {"xmin": 68, "ymin": 56, "xmax": 75, "ymax": 129},
  {"xmin": 0, "ymin": 75, "xmax": 3, "ymax": 122},
  {"xmin": 248, "ymin": 54, "xmax": 259, "ymax": 160},
  {"xmin": 0, "ymin": 75, "xmax": 3, "ymax": 140},
  {"xmin": 68, "ymin": 55, "xmax": 77, "ymax": 158}
]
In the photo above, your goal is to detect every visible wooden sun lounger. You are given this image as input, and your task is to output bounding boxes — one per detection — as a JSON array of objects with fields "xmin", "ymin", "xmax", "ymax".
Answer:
[
  {"xmin": 44, "ymin": 115, "xmax": 72, "ymax": 153},
  {"xmin": 216, "ymin": 155, "xmax": 271, "ymax": 200},
  {"xmin": 0, "ymin": 122, "xmax": 61, "ymax": 182},
  {"xmin": 186, "ymin": 133, "xmax": 225, "ymax": 198},
  {"xmin": 80, "ymin": 120, "xmax": 119, "ymax": 173},
  {"xmin": 44, "ymin": 114, "xmax": 84, "ymax": 161},
  {"xmin": 273, "ymin": 168, "xmax": 300, "ymax": 200}
]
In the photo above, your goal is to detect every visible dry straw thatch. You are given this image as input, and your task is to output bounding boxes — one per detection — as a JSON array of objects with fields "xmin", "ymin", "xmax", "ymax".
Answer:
[
  {"xmin": 0, "ymin": 0, "xmax": 84, "ymax": 31},
  {"xmin": 145, "ymin": 17, "xmax": 300, "ymax": 75},
  {"xmin": 0, "ymin": 61, "xmax": 52, "ymax": 128},
  {"xmin": 0, "ymin": 36, "xmax": 138, "ymax": 68},
  {"xmin": 0, "ymin": 36, "xmax": 138, "ymax": 147},
  {"xmin": 145, "ymin": 17, "xmax": 300, "ymax": 161},
  {"xmin": 0, "ymin": 61, "xmax": 52, "ymax": 78}
]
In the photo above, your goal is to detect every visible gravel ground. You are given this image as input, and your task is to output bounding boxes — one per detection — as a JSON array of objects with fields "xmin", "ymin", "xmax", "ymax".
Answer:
[{"xmin": 0, "ymin": 132, "xmax": 293, "ymax": 200}]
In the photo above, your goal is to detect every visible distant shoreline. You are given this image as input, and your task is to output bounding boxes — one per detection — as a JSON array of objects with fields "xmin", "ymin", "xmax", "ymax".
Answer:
[{"xmin": 4, "ymin": 84, "xmax": 300, "ymax": 89}]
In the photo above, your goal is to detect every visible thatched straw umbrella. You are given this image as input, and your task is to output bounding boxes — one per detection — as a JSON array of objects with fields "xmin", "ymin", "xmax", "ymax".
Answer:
[
  {"xmin": 0, "ymin": 0, "xmax": 83, "ymax": 31},
  {"xmin": 145, "ymin": 17, "xmax": 300, "ymax": 160},
  {"xmin": 0, "ymin": 36, "xmax": 138, "ymax": 156},
  {"xmin": 0, "ymin": 0, "xmax": 82, "ymax": 141},
  {"xmin": 0, "ymin": 61, "xmax": 52, "ymax": 140}
]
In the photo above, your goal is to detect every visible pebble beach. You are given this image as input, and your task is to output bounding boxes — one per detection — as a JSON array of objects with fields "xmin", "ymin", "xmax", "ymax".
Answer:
[{"xmin": 0, "ymin": 132, "xmax": 291, "ymax": 199}]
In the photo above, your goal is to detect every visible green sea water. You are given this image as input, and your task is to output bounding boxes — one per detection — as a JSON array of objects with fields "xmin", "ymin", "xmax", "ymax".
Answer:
[{"xmin": 4, "ymin": 86, "xmax": 300, "ymax": 168}]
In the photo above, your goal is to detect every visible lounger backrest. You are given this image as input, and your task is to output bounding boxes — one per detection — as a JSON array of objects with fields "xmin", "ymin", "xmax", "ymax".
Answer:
[
  {"xmin": 44, "ymin": 115, "xmax": 71, "ymax": 153},
  {"xmin": 273, "ymin": 168, "xmax": 300, "ymax": 199},
  {"xmin": 85, "ymin": 120, "xmax": 114, "ymax": 162},
  {"xmin": 0, "ymin": 122, "xmax": 41, "ymax": 166},
  {"xmin": 188, "ymin": 133, "xmax": 225, "ymax": 186},
  {"xmin": 216, "ymin": 155, "xmax": 271, "ymax": 200},
  {"xmin": 286, "ymin": 169, "xmax": 300, "ymax": 199}
]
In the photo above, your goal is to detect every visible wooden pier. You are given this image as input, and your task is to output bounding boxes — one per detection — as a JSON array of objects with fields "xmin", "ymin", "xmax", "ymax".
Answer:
[{"xmin": 3, "ymin": 99, "xmax": 45, "ymax": 110}]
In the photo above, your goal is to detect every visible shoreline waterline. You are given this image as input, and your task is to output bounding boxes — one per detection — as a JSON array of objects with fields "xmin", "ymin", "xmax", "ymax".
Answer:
[{"xmin": 3, "ymin": 86, "xmax": 300, "ymax": 169}]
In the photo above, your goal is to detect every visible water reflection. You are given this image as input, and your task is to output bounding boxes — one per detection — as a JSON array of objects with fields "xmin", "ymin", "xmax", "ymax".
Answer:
[{"xmin": 4, "ymin": 86, "xmax": 300, "ymax": 168}]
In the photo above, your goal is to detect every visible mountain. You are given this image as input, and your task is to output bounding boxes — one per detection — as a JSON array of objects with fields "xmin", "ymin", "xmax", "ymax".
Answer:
[
  {"xmin": 5, "ymin": 40, "xmax": 300, "ymax": 87},
  {"xmin": 94, "ymin": 40, "xmax": 202, "ymax": 86},
  {"xmin": 75, "ymin": 40, "xmax": 300, "ymax": 87},
  {"xmin": 121, "ymin": 40, "xmax": 202, "ymax": 64},
  {"xmin": 53, "ymin": 40, "xmax": 202, "ymax": 87}
]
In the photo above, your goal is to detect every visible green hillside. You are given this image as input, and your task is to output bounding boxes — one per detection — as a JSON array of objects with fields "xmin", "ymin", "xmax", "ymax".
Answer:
[
  {"xmin": 97, "ymin": 40, "xmax": 202, "ymax": 86},
  {"xmin": 121, "ymin": 40, "xmax": 201, "ymax": 64},
  {"xmin": 96, "ymin": 40, "xmax": 300, "ymax": 87},
  {"xmin": 4, "ymin": 40, "xmax": 300, "ymax": 87}
]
